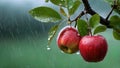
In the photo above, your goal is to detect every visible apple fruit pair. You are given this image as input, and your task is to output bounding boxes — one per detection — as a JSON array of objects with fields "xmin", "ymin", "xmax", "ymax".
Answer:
[{"xmin": 57, "ymin": 26, "xmax": 108, "ymax": 62}]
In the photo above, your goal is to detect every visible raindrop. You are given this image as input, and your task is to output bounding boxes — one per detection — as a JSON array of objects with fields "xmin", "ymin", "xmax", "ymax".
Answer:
[
  {"xmin": 48, "ymin": 36, "xmax": 51, "ymax": 41},
  {"xmin": 76, "ymin": 52, "xmax": 80, "ymax": 55},
  {"xmin": 47, "ymin": 46, "xmax": 51, "ymax": 51},
  {"xmin": 59, "ymin": 3, "xmax": 62, "ymax": 6},
  {"xmin": 77, "ymin": 34, "xmax": 80, "ymax": 36}
]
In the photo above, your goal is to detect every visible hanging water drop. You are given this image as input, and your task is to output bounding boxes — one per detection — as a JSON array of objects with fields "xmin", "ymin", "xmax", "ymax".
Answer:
[
  {"xmin": 61, "ymin": 51, "xmax": 65, "ymax": 53},
  {"xmin": 76, "ymin": 52, "xmax": 80, "ymax": 55},
  {"xmin": 47, "ymin": 46, "xmax": 51, "ymax": 50}
]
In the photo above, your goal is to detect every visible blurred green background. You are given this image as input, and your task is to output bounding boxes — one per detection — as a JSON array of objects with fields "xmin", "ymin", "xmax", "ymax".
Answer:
[{"xmin": 0, "ymin": 0, "xmax": 120, "ymax": 68}]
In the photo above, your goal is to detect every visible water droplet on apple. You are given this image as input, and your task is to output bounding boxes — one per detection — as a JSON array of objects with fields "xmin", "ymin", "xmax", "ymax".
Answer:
[{"xmin": 77, "ymin": 34, "xmax": 80, "ymax": 36}]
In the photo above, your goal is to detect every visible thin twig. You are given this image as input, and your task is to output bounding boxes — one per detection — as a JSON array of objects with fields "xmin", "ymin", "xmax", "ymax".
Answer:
[
  {"xmin": 71, "ymin": 11, "xmax": 85, "ymax": 28},
  {"xmin": 106, "ymin": 7, "xmax": 114, "ymax": 20},
  {"xmin": 81, "ymin": 0, "xmax": 112, "ymax": 28},
  {"xmin": 106, "ymin": 0, "xmax": 117, "ymax": 20},
  {"xmin": 70, "ymin": 0, "xmax": 113, "ymax": 28},
  {"xmin": 71, "ymin": 11, "xmax": 85, "ymax": 22}
]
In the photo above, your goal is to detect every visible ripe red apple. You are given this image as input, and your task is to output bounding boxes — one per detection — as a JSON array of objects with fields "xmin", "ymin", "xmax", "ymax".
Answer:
[
  {"xmin": 79, "ymin": 35, "xmax": 108, "ymax": 62},
  {"xmin": 57, "ymin": 26, "xmax": 81, "ymax": 54}
]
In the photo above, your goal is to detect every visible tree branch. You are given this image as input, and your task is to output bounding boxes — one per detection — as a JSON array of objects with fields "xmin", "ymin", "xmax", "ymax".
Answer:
[
  {"xmin": 71, "ymin": 11, "xmax": 85, "ymax": 22},
  {"xmin": 81, "ymin": 0, "xmax": 112, "ymax": 28},
  {"xmin": 106, "ymin": 7, "xmax": 114, "ymax": 20},
  {"xmin": 106, "ymin": 0, "xmax": 117, "ymax": 20},
  {"xmin": 70, "ymin": 11, "xmax": 84, "ymax": 27}
]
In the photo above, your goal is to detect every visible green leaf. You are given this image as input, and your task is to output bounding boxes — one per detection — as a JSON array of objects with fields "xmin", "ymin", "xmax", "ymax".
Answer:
[
  {"xmin": 104, "ymin": 0, "xmax": 114, "ymax": 5},
  {"xmin": 45, "ymin": 0, "xmax": 49, "ymax": 2},
  {"xmin": 60, "ymin": 7, "xmax": 67, "ymax": 16},
  {"xmin": 29, "ymin": 6, "xmax": 62, "ymax": 23},
  {"xmin": 114, "ymin": 2, "xmax": 120, "ymax": 15},
  {"xmin": 50, "ymin": 0, "xmax": 74, "ymax": 8},
  {"xmin": 69, "ymin": 0, "xmax": 81, "ymax": 15},
  {"xmin": 89, "ymin": 14, "xmax": 100, "ymax": 28},
  {"xmin": 50, "ymin": 0, "xmax": 66, "ymax": 7},
  {"xmin": 93, "ymin": 25, "xmax": 107, "ymax": 35},
  {"xmin": 113, "ymin": 29, "xmax": 120, "ymax": 40},
  {"xmin": 77, "ymin": 19, "xmax": 89, "ymax": 36},
  {"xmin": 48, "ymin": 24, "xmax": 59, "ymax": 45},
  {"xmin": 110, "ymin": 15, "xmax": 120, "ymax": 32},
  {"xmin": 66, "ymin": 0, "xmax": 74, "ymax": 9},
  {"xmin": 110, "ymin": 15, "xmax": 120, "ymax": 40},
  {"xmin": 50, "ymin": 0, "xmax": 81, "ymax": 16},
  {"xmin": 114, "ymin": 0, "xmax": 120, "ymax": 15}
]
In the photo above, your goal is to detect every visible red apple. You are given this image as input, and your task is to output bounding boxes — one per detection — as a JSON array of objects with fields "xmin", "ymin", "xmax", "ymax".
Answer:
[
  {"xmin": 57, "ymin": 26, "xmax": 81, "ymax": 54},
  {"xmin": 79, "ymin": 35, "xmax": 108, "ymax": 62}
]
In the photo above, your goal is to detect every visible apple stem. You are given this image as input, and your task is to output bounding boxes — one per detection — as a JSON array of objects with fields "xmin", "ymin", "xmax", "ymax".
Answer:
[
  {"xmin": 89, "ymin": 28, "xmax": 92, "ymax": 36},
  {"xmin": 71, "ymin": 11, "xmax": 85, "ymax": 22},
  {"xmin": 71, "ymin": 11, "xmax": 85, "ymax": 28},
  {"xmin": 84, "ymin": 10, "xmax": 93, "ymax": 36},
  {"xmin": 74, "ymin": 20, "xmax": 77, "ymax": 28},
  {"xmin": 84, "ymin": 10, "xmax": 88, "ymax": 22}
]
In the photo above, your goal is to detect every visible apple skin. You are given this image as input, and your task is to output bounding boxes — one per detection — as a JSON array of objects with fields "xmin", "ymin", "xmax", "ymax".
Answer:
[
  {"xmin": 57, "ymin": 26, "xmax": 81, "ymax": 54},
  {"xmin": 79, "ymin": 35, "xmax": 108, "ymax": 62}
]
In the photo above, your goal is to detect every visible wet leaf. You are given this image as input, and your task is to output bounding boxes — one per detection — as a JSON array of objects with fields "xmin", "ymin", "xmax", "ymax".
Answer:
[
  {"xmin": 114, "ymin": 9, "xmax": 120, "ymax": 15},
  {"xmin": 110, "ymin": 15, "xmax": 120, "ymax": 40},
  {"xmin": 89, "ymin": 14, "xmax": 100, "ymax": 28},
  {"xmin": 77, "ymin": 19, "xmax": 89, "ymax": 36},
  {"xmin": 50, "ymin": 0, "xmax": 66, "ymax": 7},
  {"xmin": 48, "ymin": 24, "xmax": 59, "ymax": 45},
  {"xmin": 113, "ymin": 29, "xmax": 120, "ymax": 40},
  {"xmin": 66, "ymin": 0, "xmax": 74, "ymax": 9},
  {"xmin": 69, "ymin": 0, "xmax": 81, "ymax": 15},
  {"xmin": 93, "ymin": 25, "xmax": 107, "ymax": 35},
  {"xmin": 50, "ymin": 0, "xmax": 81, "ymax": 13},
  {"xmin": 114, "ymin": 2, "xmax": 120, "ymax": 15},
  {"xmin": 110, "ymin": 15, "xmax": 120, "ymax": 33},
  {"xmin": 104, "ymin": 0, "xmax": 114, "ymax": 5},
  {"xmin": 29, "ymin": 6, "xmax": 62, "ymax": 23},
  {"xmin": 60, "ymin": 7, "xmax": 67, "ymax": 16},
  {"xmin": 45, "ymin": 0, "xmax": 49, "ymax": 2}
]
